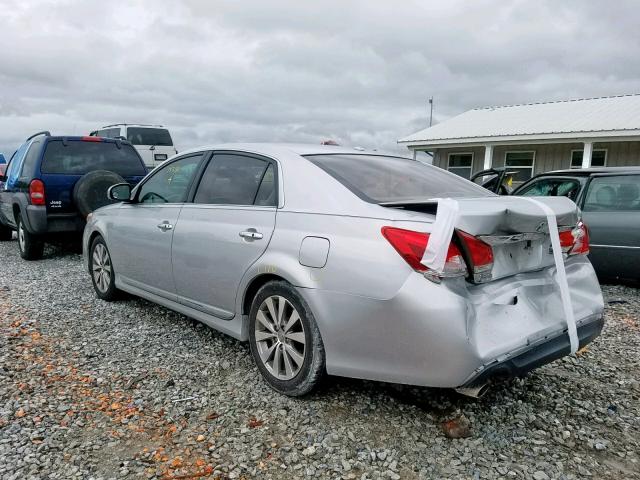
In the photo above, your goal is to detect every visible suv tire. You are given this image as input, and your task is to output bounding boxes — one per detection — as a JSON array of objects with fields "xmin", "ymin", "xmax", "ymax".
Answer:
[
  {"xmin": 17, "ymin": 214, "xmax": 44, "ymax": 260},
  {"xmin": 248, "ymin": 281, "xmax": 325, "ymax": 396},
  {"xmin": 89, "ymin": 236, "xmax": 120, "ymax": 301},
  {"xmin": 73, "ymin": 170, "xmax": 125, "ymax": 217}
]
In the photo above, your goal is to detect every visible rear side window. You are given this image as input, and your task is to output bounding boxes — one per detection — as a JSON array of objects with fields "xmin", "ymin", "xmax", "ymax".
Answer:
[
  {"xmin": 97, "ymin": 128, "xmax": 121, "ymax": 138},
  {"xmin": 41, "ymin": 140, "xmax": 147, "ymax": 176},
  {"xmin": 306, "ymin": 154, "xmax": 491, "ymax": 203},
  {"xmin": 583, "ymin": 175, "xmax": 640, "ymax": 212},
  {"xmin": 194, "ymin": 154, "xmax": 275, "ymax": 206},
  {"xmin": 20, "ymin": 140, "xmax": 43, "ymax": 178},
  {"xmin": 126, "ymin": 128, "xmax": 173, "ymax": 146},
  {"xmin": 517, "ymin": 177, "xmax": 581, "ymax": 202}
]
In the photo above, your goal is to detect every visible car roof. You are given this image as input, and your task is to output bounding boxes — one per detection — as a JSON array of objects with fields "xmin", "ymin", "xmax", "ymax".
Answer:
[
  {"xmin": 536, "ymin": 166, "xmax": 640, "ymax": 176},
  {"xmin": 174, "ymin": 142, "xmax": 411, "ymax": 159},
  {"xmin": 45, "ymin": 135, "xmax": 131, "ymax": 143},
  {"xmin": 100, "ymin": 124, "xmax": 166, "ymax": 129}
]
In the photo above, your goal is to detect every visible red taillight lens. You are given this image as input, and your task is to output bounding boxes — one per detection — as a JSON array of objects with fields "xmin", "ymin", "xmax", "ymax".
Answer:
[
  {"xmin": 559, "ymin": 229, "xmax": 575, "ymax": 253},
  {"xmin": 559, "ymin": 222, "xmax": 590, "ymax": 256},
  {"xmin": 82, "ymin": 136, "xmax": 102, "ymax": 142},
  {"xmin": 381, "ymin": 227, "xmax": 467, "ymax": 278},
  {"xmin": 29, "ymin": 179, "xmax": 46, "ymax": 206},
  {"xmin": 570, "ymin": 221, "xmax": 590, "ymax": 255},
  {"xmin": 457, "ymin": 230, "xmax": 494, "ymax": 282}
]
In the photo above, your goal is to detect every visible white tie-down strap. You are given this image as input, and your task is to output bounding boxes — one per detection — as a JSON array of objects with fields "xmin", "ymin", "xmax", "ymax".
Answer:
[
  {"xmin": 518, "ymin": 197, "xmax": 579, "ymax": 353},
  {"xmin": 421, "ymin": 198, "xmax": 459, "ymax": 273}
]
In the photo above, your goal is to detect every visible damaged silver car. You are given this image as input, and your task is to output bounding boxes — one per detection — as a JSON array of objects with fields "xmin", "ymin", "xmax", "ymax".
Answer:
[{"xmin": 83, "ymin": 144, "xmax": 604, "ymax": 397}]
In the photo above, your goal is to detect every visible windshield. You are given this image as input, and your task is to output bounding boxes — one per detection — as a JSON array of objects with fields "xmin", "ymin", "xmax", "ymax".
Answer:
[
  {"xmin": 41, "ymin": 140, "xmax": 147, "ymax": 176},
  {"xmin": 126, "ymin": 127, "xmax": 173, "ymax": 146},
  {"xmin": 305, "ymin": 154, "xmax": 493, "ymax": 203}
]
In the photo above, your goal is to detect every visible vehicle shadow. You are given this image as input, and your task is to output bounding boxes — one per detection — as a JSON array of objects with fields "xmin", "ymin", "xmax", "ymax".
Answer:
[{"xmin": 308, "ymin": 373, "xmax": 521, "ymax": 418}]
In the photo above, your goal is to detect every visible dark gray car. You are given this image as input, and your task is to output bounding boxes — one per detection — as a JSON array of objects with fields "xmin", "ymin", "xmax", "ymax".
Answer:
[{"xmin": 514, "ymin": 167, "xmax": 640, "ymax": 282}]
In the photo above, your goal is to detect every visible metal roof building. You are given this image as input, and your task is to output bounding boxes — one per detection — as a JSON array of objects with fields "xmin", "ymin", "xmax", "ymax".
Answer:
[{"xmin": 399, "ymin": 94, "xmax": 640, "ymax": 181}]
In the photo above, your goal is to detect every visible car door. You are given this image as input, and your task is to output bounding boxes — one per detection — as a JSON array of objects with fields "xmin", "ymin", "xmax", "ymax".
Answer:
[
  {"xmin": 108, "ymin": 153, "xmax": 204, "ymax": 299},
  {"xmin": 171, "ymin": 152, "xmax": 278, "ymax": 318},
  {"xmin": 0, "ymin": 142, "xmax": 30, "ymax": 227},
  {"xmin": 580, "ymin": 173, "xmax": 640, "ymax": 280}
]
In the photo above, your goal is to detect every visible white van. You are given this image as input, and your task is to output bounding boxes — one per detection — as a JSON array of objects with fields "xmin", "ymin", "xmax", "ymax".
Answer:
[{"xmin": 90, "ymin": 124, "xmax": 178, "ymax": 170}]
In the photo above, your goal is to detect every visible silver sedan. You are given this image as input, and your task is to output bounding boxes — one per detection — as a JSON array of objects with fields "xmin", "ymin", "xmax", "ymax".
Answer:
[{"xmin": 83, "ymin": 144, "xmax": 604, "ymax": 397}]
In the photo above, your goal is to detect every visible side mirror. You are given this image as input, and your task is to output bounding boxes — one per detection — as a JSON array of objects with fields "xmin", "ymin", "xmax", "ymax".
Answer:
[{"xmin": 108, "ymin": 183, "xmax": 132, "ymax": 202}]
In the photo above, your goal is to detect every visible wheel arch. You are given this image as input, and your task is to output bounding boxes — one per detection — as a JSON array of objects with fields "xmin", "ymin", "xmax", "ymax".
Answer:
[{"xmin": 242, "ymin": 273, "xmax": 289, "ymax": 316}]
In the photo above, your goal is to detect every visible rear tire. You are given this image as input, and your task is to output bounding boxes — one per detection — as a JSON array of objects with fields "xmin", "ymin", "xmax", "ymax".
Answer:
[
  {"xmin": 89, "ymin": 236, "xmax": 120, "ymax": 301},
  {"xmin": 17, "ymin": 214, "xmax": 44, "ymax": 260},
  {"xmin": 0, "ymin": 224, "xmax": 12, "ymax": 241},
  {"xmin": 249, "ymin": 281, "xmax": 325, "ymax": 396}
]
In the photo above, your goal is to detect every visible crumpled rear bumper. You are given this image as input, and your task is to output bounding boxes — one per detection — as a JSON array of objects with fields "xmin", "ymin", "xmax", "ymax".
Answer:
[{"xmin": 458, "ymin": 313, "xmax": 604, "ymax": 389}]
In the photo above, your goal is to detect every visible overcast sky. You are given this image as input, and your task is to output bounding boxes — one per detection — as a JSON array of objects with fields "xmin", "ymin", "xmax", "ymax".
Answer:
[{"xmin": 1, "ymin": 0, "xmax": 639, "ymax": 157}]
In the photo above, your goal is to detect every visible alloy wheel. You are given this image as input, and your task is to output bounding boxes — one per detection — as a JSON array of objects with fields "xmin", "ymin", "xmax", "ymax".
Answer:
[
  {"xmin": 92, "ymin": 243, "xmax": 112, "ymax": 293},
  {"xmin": 254, "ymin": 295, "xmax": 306, "ymax": 380},
  {"xmin": 18, "ymin": 221, "xmax": 25, "ymax": 252}
]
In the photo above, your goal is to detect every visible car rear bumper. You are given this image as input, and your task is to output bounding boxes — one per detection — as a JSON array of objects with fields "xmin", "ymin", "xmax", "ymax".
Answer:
[
  {"xmin": 25, "ymin": 206, "xmax": 84, "ymax": 235},
  {"xmin": 458, "ymin": 313, "xmax": 604, "ymax": 389}
]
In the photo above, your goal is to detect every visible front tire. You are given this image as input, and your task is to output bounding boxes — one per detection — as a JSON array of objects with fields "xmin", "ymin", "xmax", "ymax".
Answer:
[
  {"xmin": 249, "ymin": 281, "xmax": 325, "ymax": 396},
  {"xmin": 17, "ymin": 214, "xmax": 44, "ymax": 260},
  {"xmin": 89, "ymin": 236, "xmax": 119, "ymax": 301}
]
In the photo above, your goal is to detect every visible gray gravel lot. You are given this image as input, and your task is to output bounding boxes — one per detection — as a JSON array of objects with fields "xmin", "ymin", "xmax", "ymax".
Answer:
[{"xmin": 0, "ymin": 238, "xmax": 638, "ymax": 480}]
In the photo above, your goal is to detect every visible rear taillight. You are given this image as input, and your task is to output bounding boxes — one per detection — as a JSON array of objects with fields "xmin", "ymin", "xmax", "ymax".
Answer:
[
  {"xmin": 560, "ymin": 221, "xmax": 590, "ymax": 256},
  {"xmin": 29, "ymin": 179, "xmax": 46, "ymax": 206},
  {"xmin": 457, "ymin": 230, "xmax": 494, "ymax": 283},
  {"xmin": 381, "ymin": 227, "xmax": 467, "ymax": 280}
]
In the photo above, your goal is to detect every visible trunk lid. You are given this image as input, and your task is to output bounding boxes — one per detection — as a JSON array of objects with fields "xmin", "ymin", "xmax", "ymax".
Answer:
[{"xmin": 381, "ymin": 196, "xmax": 580, "ymax": 282}]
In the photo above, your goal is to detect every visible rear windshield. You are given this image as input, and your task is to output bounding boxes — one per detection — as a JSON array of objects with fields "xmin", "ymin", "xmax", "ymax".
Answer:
[
  {"xmin": 126, "ymin": 127, "xmax": 173, "ymax": 146},
  {"xmin": 306, "ymin": 154, "xmax": 492, "ymax": 203},
  {"xmin": 41, "ymin": 140, "xmax": 147, "ymax": 176}
]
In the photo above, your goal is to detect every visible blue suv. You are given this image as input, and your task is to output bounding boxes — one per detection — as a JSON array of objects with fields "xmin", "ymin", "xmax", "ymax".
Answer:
[{"xmin": 0, "ymin": 131, "xmax": 147, "ymax": 260}]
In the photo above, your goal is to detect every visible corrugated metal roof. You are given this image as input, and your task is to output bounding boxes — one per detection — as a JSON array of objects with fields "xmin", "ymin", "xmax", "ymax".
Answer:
[{"xmin": 399, "ymin": 94, "xmax": 640, "ymax": 145}]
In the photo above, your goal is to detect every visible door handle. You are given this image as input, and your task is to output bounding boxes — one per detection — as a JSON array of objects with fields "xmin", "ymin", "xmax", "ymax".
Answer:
[
  {"xmin": 239, "ymin": 229, "xmax": 263, "ymax": 240},
  {"xmin": 157, "ymin": 221, "xmax": 174, "ymax": 232}
]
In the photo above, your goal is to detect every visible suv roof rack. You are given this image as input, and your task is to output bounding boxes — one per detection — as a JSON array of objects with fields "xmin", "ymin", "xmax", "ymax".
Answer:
[
  {"xmin": 26, "ymin": 131, "xmax": 51, "ymax": 142},
  {"xmin": 101, "ymin": 123, "xmax": 164, "ymax": 128}
]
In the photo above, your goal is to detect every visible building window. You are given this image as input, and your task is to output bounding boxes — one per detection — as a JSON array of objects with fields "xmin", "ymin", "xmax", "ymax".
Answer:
[
  {"xmin": 504, "ymin": 151, "xmax": 535, "ymax": 182},
  {"xmin": 570, "ymin": 149, "xmax": 606, "ymax": 168},
  {"xmin": 447, "ymin": 153, "xmax": 473, "ymax": 179}
]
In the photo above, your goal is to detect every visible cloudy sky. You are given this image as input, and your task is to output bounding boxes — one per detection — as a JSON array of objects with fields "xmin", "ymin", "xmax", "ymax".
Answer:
[{"xmin": 1, "ymin": 0, "xmax": 639, "ymax": 157}]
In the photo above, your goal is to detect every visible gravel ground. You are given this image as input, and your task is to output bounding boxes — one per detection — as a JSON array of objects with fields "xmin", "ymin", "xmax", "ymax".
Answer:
[{"xmin": 0, "ymin": 237, "xmax": 638, "ymax": 480}]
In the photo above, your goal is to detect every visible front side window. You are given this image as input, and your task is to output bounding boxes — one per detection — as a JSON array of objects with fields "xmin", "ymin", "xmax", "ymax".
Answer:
[
  {"xmin": 583, "ymin": 175, "xmax": 640, "ymax": 212},
  {"xmin": 4, "ymin": 142, "xmax": 31, "ymax": 188},
  {"xmin": 517, "ymin": 177, "xmax": 581, "ymax": 202},
  {"xmin": 306, "ymin": 154, "xmax": 491, "ymax": 203},
  {"xmin": 137, "ymin": 154, "xmax": 202, "ymax": 204},
  {"xmin": 194, "ymin": 154, "xmax": 274, "ymax": 206},
  {"xmin": 570, "ymin": 149, "xmax": 606, "ymax": 168},
  {"xmin": 504, "ymin": 152, "xmax": 535, "ymax": 182},
  {"xmin": 447, "ymin": 153, "xmax": 473, "ymax": 179},
  {"xmin": 126, "ymin": 127, "xmax": 173, "ymax": 146}
]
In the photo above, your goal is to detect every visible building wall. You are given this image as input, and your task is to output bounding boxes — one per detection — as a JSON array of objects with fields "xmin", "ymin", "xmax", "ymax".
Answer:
[
  {"xmin": 433, "ymin": 146, "xmax": 485, "ymax": 172},
  {"xmin": 595, "ymin": 141, "xmax": 640, "ymax": 167},
  {"xmin": 432, "ymin": 140, "xmax": 640, "ymax": 175}
]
